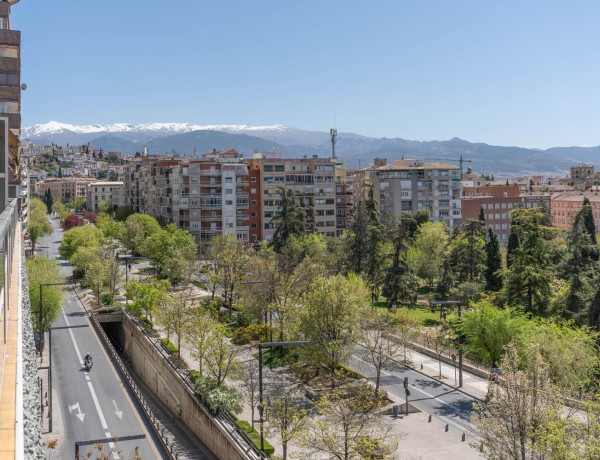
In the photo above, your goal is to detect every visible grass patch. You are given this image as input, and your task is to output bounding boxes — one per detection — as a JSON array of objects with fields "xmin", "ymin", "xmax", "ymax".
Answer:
[
  {"xmin": 235, "ymin": 420, "xmax": 275, "ymax": 456},
  {"xmin": 253, "ymin": 347, "xmax": 298, "ymax": 369}
]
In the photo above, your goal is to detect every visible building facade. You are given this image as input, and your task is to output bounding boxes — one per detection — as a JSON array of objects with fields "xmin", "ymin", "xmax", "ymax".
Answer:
[
  {"xmin": 365, "ymin": 159, "xmax": 462, "ymax": 232},
  {"xmin": 551, "ymin": 191, "xmax": 600, "ymax": 232},
  {"xmin": 0, "ymin": 0, "xmax": 20, "ymax": 135},
  {"xmin": 86, "ymin": 181, "xmax": 123, "ymax": 212},
  {"xmin": 37, "ymin": 177, "xmax": 96, "ymax": 203}
]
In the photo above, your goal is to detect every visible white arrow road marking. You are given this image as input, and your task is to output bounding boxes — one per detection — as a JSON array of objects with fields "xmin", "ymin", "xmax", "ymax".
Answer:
[
  {"xmin": 63, "ymin": 309, "xmax": 115, "ymax": 448},
  {"xmin": 112, "ymin": 400, "xmax": 123, "ymax": 419},
  {"xmin": 68, "ymin": 402, "xmax": 85, "ymax": 422}
]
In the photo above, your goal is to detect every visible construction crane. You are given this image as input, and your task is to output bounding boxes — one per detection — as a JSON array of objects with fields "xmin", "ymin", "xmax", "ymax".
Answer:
[{"xmin": 422, "ymin": 154, "xmax": 473, "ymax": 178}]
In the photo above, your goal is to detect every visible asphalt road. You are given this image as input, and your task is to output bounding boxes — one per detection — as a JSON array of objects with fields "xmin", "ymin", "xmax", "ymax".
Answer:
[
  {"xmin": 348, "ymin": 347, "xmax": 477, "ymax": 434},
  {"xmin": 38, "ymin": 219, "xmax": 165, "ymax": 459}
]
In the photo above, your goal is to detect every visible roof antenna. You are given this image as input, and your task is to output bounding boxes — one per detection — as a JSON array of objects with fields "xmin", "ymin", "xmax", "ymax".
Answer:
[{"xmin": 330, "ymin": 116, "xmax": 337, "ymax": 161}]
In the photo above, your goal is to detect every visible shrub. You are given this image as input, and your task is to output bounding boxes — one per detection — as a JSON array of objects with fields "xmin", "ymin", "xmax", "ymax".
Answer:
[
  {"xmin": 188, "ymin": 370, "xmax": 201, "ymax": 384},
  {"xmin": 100, "ymin": 292, "xmax": 114, "ymax": 306},
  {"xmin": 235, "ymin": 311, "xmax": 255, "ymax": 328},
  {"xmin": 161, "ymin": 338, "xmax": 178, "ymax": 355},
  {"xmin": 235, "ymin": 420, "xmax": 275, "ymax": 456},
  {"xmin": 194, "ymin": 375, "xmax": 244, "ymax": 415},
  {"xmin": 232, "ymin": 324, "xmax": 275, "ymax": 345}
]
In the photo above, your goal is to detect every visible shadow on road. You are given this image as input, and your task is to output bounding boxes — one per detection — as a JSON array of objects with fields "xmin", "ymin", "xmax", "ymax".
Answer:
[{"xmin": 432, "ymin": 396, "xmax": 476, "ymax": 421}]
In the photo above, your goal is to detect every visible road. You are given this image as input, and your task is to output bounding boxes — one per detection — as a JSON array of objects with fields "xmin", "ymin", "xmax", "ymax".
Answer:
[
  {"xmin": 38, "ymin": 219, "xmax": 165, "ymax": 459},
  {"xmin": 348, "ymin": 347, "xmax": 477, "ymax": 434}
]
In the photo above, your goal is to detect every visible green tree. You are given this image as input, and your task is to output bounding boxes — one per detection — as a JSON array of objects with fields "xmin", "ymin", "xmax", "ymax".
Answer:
[
  {"xmin": 208, "ymin": 234, "xmax": 251, "ymax": 314},
  {"xmin": 142, "ymin": 224, "xmax": 197, "ymax": 283},
  {"xmin": 183, "ymin": 305, "xmax": 217, "ymax": 375},
  {"xmin": 27, "ymin": 200, "xmax": 53, "ymax": 253},
  {"xmin": 343, "ymin": 201, "xmax": 370, "ymax": 273},
  {"xmin": 297, "ymin": 274, "xmax": 367, "ymax": 387},
  {"xmin": 96, "ymin": 213, "xmax": 122, "ymax": 240},
  {"xmin": 43, "ymin": 188, "xmax": 54, "ymax": 214},
  {"xmin": 28, "ymin": 257, "xmax": 63, "ymax": 332},
  {"xmin": 503, "ymin": 208, "xmax": 553, "ymax": 315},
  {"xmin": 125, "ymin": 279, "xmax": 171, "ymax": 323},
  {"xmin": 484, "ymin": 227, "xmax": 503, "ymax": 291},
  {"xmin": 59, "ymin": 225, "xmax": 104, "ymax": 260},
  {"xmin": 97, "ymin": 200, "xmax": 112, "ymax": 215},
  {"xmin": 205, "ymin": 324, "xmax": 242, "ymax": 386},
  {"xmin": 267, "ymin": 386, "xmax": 308, "ymax": 460},
  {"xmin": 364, "ymin": 184, "xmax": 385, "ymax": 305},
  {"xmin": 581, "ymin": 196, "xmax": 597, "ymax": 246},
  {"xmin": 506, "ymin": 224, "xmax": 519, "ymax": 269},
  {"xmin": 156, "ymin": 290, "xmax": 190, "ymax": 358},
  {"xmin": 461, "ymin": 301, "xmax": 526, "ymax": 367},
  {"xmin": 382, "ymin": 214, "xmax": 418, "ymax": 307},
  {"xmin": 69, "ymin": 196, "xmax": 86, "ymax": 211},
  {"xmin": 120, "ymin": 215, "xmax": 145, "ymax": 256},
  {"xmin": 479, "ymin": 206, "xmax": 485, "ymax": 223},
  {"xmin": 114, "ymin": 205, "xmax": 134, "ymax": 222},
  {"xmin": 450, "ymin": 219, "xmax": 486, "ymax": 283},
  {"xmin": 408, "ymin": 222, "xmax": 449, "ymax": 287},
  {"xmin": 298, "ymin": 384, "xmax": 399, "ymax": 459},
  {"xmin": 272, "ymin": 187, "xmax": 306, "ymax": 251}
]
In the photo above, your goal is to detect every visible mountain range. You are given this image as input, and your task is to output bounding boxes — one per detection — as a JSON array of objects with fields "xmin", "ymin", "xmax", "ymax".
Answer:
[{"xmin": 22, "ymin": 121, "xmax": 599, "ymax": 176}]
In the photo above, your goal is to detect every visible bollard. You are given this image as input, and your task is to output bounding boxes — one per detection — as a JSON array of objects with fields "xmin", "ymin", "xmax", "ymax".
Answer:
[
  {"xmin": 421, "ymin": 364, "xmax": 423, "ymax": 370},
  {"xmin": 428, "ymin": 414, "xmax": 432, "ymax": 422},
  {"xmin": 462, "ymin": 433, "xmax": 466, "ymax": 442},
  {"xmin": 445, "ymin": 424, "xmax": 449, "ymax": 432}
]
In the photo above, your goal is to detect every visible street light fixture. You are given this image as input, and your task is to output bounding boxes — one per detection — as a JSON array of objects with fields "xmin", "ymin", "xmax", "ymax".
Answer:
[
  {"xmin": 430, "ymin": 300, "xmax": 463, "ymax": 387},
  {"xmin": 257, "ymin": 340, "xmax": 309, "ymax": 452}
]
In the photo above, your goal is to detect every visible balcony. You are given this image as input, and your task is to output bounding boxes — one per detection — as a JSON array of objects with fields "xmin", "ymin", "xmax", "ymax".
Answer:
[
  {"xmin": 202, "ymin": 200, "xmax": 222, "ymax": 209},
  {"xmin": 236, "ymin": 225, "xmax": 249, "ymax": 231},
  {"xmin": 201, "ymin": 227, "xmax": 222, "ymax": 234},
  {"xmin": 236, "ymin": 199, "xmax": 249, "ymax": 209},
  {"xmin": 0, "ymin": 29, "xmax": 20, "ymax": 46}
]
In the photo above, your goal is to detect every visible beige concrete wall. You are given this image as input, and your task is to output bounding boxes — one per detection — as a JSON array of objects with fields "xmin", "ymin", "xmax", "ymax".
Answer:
[{"xmin": 121, "ymin": 314, "xmax": 248, "ymax": 460}]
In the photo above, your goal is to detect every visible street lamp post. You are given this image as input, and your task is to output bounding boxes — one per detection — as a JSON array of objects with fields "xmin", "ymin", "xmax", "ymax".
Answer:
[
  {"xmin": 258, "ymin": 340, "xmax": 309, "ymax": 452},
  {"xmin": 430, "ymin": 300, "xmax": 463, "ymax": 387}
]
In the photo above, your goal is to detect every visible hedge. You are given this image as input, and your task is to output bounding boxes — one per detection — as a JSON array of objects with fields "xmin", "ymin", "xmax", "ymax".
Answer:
[{"xmin": 235, "ymin": 420, "xmax": 275, "ymax": 456}]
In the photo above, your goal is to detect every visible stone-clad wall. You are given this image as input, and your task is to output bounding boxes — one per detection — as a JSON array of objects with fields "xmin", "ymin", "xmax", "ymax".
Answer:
[{"xmin": 21, "ymin": 251, "xmax": 46, "ymax": 458}]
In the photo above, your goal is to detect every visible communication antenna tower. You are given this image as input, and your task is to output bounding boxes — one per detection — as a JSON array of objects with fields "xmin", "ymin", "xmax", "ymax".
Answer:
[{"xmin": 330, "ymin": 128, "xmax": 337, "ymax": 160}]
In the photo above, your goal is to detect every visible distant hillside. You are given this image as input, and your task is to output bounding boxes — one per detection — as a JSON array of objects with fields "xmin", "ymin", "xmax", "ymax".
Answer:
[{"xmin": 22, "ymin": 121, "xmax": 600, "ymax": 176}]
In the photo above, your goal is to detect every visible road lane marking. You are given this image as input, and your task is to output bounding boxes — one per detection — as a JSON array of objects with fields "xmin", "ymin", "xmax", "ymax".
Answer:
[
  {"xmin": 68, "ymin": 402, "xmax": 85, "ymax": 422},
  {"xmin": 351, "ymin": 353, "xmax": 475, "ymax": 433},
  {"xmin": 112, "ymin": 400, "xmax": 123, "ymax": 419},
  {"xmin": 63, "ymin": 307, "xmax": 115, "ymax": 447}
]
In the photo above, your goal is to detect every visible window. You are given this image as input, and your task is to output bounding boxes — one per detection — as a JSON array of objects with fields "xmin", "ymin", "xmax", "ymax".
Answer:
[
  {"xmin": 251, "ymin": 211, "xmax": 257, "ymax": 217},
  {"xmin": 251, "ymin": 200, "xmax": 257, "ymax": 206},
  {"xmin": 226, "ymin": 200, "xmax": 233, "ymax": 205},
  {"xmin": 251, "ymin": 177, "xmax": 256, "ymax": 182},
  {"xmin": 225, "ymin": 189, "xmax": 233, "ymax": 194},
  {"xmin": 251, "ymin": 223, "xmax": 257, "ymax": 229}
]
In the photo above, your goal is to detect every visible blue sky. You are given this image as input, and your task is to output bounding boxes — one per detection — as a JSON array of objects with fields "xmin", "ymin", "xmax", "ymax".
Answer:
[{"xmin": 14, "ymin": 0, "xmax": 600, "ymax": 148}]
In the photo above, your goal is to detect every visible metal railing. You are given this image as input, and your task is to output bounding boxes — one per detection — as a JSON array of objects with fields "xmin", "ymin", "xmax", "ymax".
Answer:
[{"xmin": 127, "ymin": 312, "xmax": 267, "ymax": 459}]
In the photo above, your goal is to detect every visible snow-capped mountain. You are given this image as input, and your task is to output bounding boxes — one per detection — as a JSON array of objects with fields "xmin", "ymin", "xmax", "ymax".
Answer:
[{"xmin": 22, "ymin": 121, "xmax": 292, "ymax": 138}]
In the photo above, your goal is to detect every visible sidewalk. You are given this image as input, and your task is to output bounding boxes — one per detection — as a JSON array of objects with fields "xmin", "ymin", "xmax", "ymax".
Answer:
[{"xmin": 401, "ymin": 347, "xmax": 489, "ymax": 401}]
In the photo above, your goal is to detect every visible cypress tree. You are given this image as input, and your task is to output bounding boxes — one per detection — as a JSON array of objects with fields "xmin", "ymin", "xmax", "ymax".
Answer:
[
  {"xmin": 484, "ymin": 228, "xmax": 503, "ymax": 291},
  {"xmin": 581, "ymin": 197, "xmax": 597, "ymax": 245},
  {"xmin": 506, "ymin": 225, "xmax": 519, "ymax": 268},
  {"xmin": 479, "ymin": 206, "xmax": 485, "ymax": 223}
]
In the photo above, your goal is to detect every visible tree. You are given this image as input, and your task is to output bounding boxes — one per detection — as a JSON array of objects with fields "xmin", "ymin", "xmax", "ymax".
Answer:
[
  {"xmin": 297, "ymin": 274, "xmax": 367, "ymax": 387},
  {"xmin": 382, "ymin": 215, "xmax": 418, "ymax": 307},
  {"xmin": 27, "ymin": 257, "xmax": 63, "ymax": 331},
  {"xmin": 156, "ymin": 290, "xmax": 189, "ymax": 358},
  {"xmin": 43, "ymin": 188, "xmax": 53, "ymax": 214},
  {"xmin": 364, "ymin": 184, "xmax": 385, "ymax": 305},
  {"xmin": 96, "ymin": 213, "xmax": 122, "ymax": 240},
  {"xmin": 70, "ymin": 245, "xmax": 103, "ymax": 278},
  {"xmin": 503, "ymin": 208, "xmax": 553, "ymax": 315},
  {"xmin": 272, "ymin": 187, "xmax": 306, "ymax": 251},
  {"xmin": 298, "ymin": 384, "xmax": 399, "ymax": 460},
  {"xmin": 427, "ymin": 329, "xmax": 449, "ymax": 378},
  {"xmin": 461, "ymin": 301, "xmax": 526, "ymax": 367},
  {"xmin": 450, "ymin": 219, "xmax": 486, "ymax": 283},
  {"xmin": 69, "ymin": 195, "xmax": 86, "ymax": 212},
  {"xmin": 205, "ymin": 324, "xmax": 242, "ymax": 386},
  {"xmin": 60, "ymin": 214, "xmax": 85, "ymax": 231},
  {"xmin": 98, "ymin": 200, "xmax": 112, "ymax": 215},
  {"xmin": 393, "ymin": 309, "xmax": 421, "ymax": 363},
  {"xmin": 183, "ymin": 306, "xmax": 217, "ymax": 375},
  {"xmin": 359, "ymin": 310, "xmax": 404, "ymax": 393},
  {"xmin": 85, "ymin": 257, "xmax": 111, "ymax": 303},
  {"xmin": 142, "ymin": 224, "xmax": 197, "ymax": 283},
  {"xmin": 408, "ymin": 222, "xmax": 449, "ymax": 287},
  {"xmin": 125, "ymin": 279, "xmax": 171, "ymax": 323},
  {"xmin": 506, "ymin": 224, "xmax": 519, "ymax": 269},
  {"xmin": 479, "ymin": 206, "xmax": 485, "ymax": 223},
  {"xmin": 471, "ymin": 343, "xmax": 563, "ymax": 460},
  {"xmin": 120, "ymin": 215, "xmax": 145, "ymax": 256},
  {"xmin": 51, "ymin": 201, "xmax": 69, "ymax": 219},
  {"xmin": 581, "ymin": 197, "xmax": 597, "ymax": 246},
  {"xmin": 484, "ymin": 228, "xmax": 503, "ymax": 291},
  {"xmin": 267, "ymin": 385, "xmax": 308, "ymax": 460},
  {"xmin": 59, "ymin": 225, "xmax": 104, "ymax": 260},
  {"xmin": 115, "ymin": 205, "xmax": 134, "ymax": 222},
  {"xmin": 239, "ymin": 360, "xmax": 260, "ymax": 430},
  {"xmin": 208, "ymin": 234, "xmax": 251, "ymax": 314},
  {"xmin": 343, "ymin": 201, "xmax": 370, "ymax": 273},
  {"xmin": 27, "ymin": 201, "xmax": 53, "ymax": 253}
]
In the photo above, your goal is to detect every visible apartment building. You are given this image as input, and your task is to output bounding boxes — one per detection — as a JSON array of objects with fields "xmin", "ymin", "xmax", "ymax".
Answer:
[
  {"xmin": 246, "ymin": 153, "xmax": 341, "ymax": 241},
  {"xmin": 551, "ymin": 191, "xmax": 600, "ymax": 232},
  {"xmin": 86, "ymin": 181, "xmax": 123, "ymax": 212},
  {"xmin": 363, "ymin": 159, "xmax": 462, "ymax": 232},
  {"xmin": 461, "ymin": 185, "xmax": 550, "ymax": 242},
  {"xmin": 37, "ymin": 177, "xmax": 96, "ymax": 203},
  {"xmin": 0, "ymin": 0, "xmax": 20, "ymax": 135}
]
